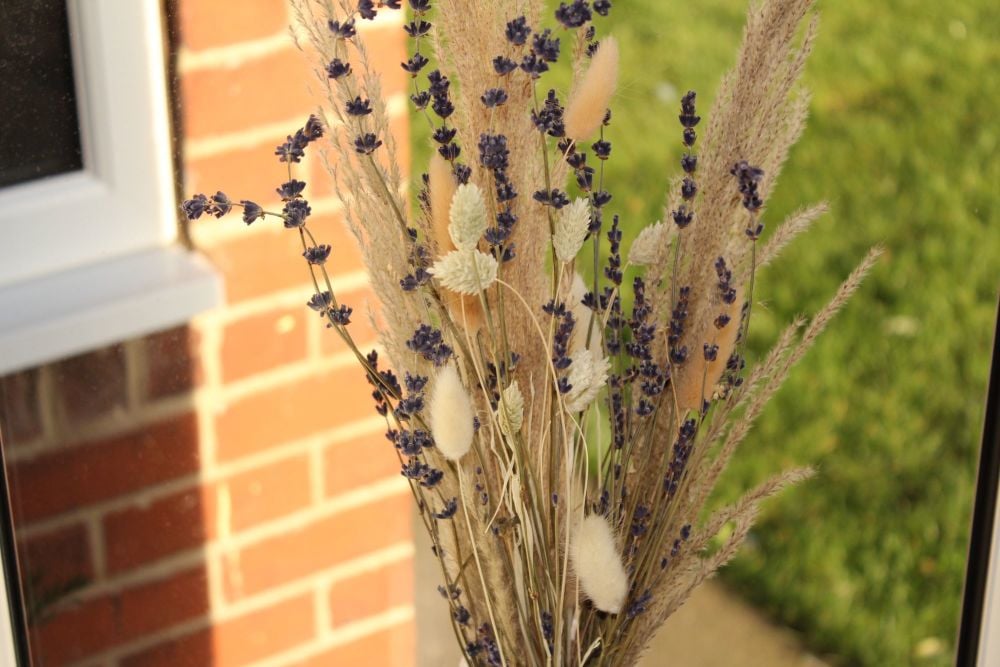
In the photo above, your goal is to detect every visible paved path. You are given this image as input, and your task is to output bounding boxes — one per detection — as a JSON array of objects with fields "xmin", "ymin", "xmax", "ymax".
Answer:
[{"xmin": 414, "ymin": 519, "xmax": 824, "ymax": 666}]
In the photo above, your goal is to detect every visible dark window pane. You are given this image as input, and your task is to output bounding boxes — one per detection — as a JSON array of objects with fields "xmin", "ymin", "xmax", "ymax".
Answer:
[{"xmin": 0, "ymin": 0, "xmax": 83, "ymax": 188}]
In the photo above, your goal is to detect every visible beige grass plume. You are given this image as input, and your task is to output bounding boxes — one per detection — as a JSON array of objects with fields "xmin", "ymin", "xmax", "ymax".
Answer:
[
  {"xmin": 430, "ymin": 364, "xmax": 475, "ymax": 461},
  {"xmin": 572, "ymin": 514, "xmax": 628, "ymax": 613},
  {"xmin": 565, "ymin": 36, "xmax": 619, "ymax": 141}
]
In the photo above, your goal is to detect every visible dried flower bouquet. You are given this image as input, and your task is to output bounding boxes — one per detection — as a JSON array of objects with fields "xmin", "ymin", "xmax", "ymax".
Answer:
[{"xmin": 182, "ymin": 0, "xmax": 879, "ymax": 664}]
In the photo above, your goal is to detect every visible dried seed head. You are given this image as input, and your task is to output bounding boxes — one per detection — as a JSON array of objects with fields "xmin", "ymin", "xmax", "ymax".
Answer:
[
  {"xmin": 498, "ymin": 381, "xmax": 525, "ymax": 437},
  {"xmin": 572, "ymin": 514, "xmax": 628, "ymax": 613},
  {"xmin": 553, "ymin": 197, "xmax": 591, "ymax": 262},
  {"xmin": 430, "ymin": 364, "xmax": 475, "ymax": 461},
  {"xmin": 430, "ymin": 249, "xmax": 498, "ymax": 295},
  {"xmin": 564, "ymin": 36, "xmax": 619, "ymax": 141},
  {"xmin": 564, "ymin": 348, "xmax": 610, "ymax": 413},
  {"xmin": 449, "ymin": 183, "xmax": 488, "ymax": 251}
]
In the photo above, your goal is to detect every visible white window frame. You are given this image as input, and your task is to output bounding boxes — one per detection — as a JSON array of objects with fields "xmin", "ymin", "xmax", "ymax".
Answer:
[
  {"xmin": 0, "ymin": 0, "xmax": 175, "ymax": 287},
  {"xmin": 0, "ymin": 0, "xmax": 221, "ymax": 375}
]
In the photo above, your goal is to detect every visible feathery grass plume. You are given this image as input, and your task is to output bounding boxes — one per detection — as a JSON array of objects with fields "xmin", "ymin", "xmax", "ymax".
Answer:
[
  {"xmin": 572, "ymin": 514, "xmax": 628, "ymax": 614},
  {"xmin": 553, "ymin": 197, "xmax": 591, "ymax": 262},
  {"xmin": 751, "ymin": 201, "xmax": 829, "ymax": 274},
  {"xmin": 564, "ymin": 36, "xmax": 619, "ymax": 141},
  {"xmin": 430, "ymin": 364, "xmax": 475, "ymax": 461},
  {"xmin": 182, "ymin": 0, "xmax": 879, "ymax": 663},
  {"xmin": 628, "ymin": 220, "xmax": 676, "ymax": 266}
]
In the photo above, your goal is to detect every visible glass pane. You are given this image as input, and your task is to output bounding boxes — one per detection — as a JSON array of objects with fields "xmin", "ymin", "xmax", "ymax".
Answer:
[
  {"xmin": 0, "ymin": 0, "xmax": 83, "ymax": 188},
  {"xmin": 0, "ymin": 0, "xmax": 996, "ymax": 665}
]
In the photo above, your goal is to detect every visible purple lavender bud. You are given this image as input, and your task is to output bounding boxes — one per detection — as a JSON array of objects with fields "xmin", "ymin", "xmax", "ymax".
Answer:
[
  {"xmin": 282, "ymin": 199, "xmax": 311, "ymax": 228},
  {"xmin": 402, "ymin": 53, "xmax": 429, "ymax": 75},
  {"xmin": 481, "ymin": 87, "xmax": 509, "ymax": 108},
  {"xmin": 354, "ymin": 133, "xmax": 383, "ymax": 155},
  {"xmin": 181, "ymin": 193, "xmax": 209, "ymax": 220},
  {"xmin": 505, "ymin": 16, "xmax": 531, "ymax": 45},
  {"xmin": 302, "ymin": 244, "xmax": 331, "ymax": 265},
  {"xmin": 209, "ymin": 191, "xmax": 231, "ymax": 217},
  {"xmin": 276, "ymin": 179, "xmax": 306, "ymax": 201},
  {"xmin": 555, "ymin": 1, "xmax": 592, "ymax": 29},
  {"xmin": 345, "ymin": 96, "xmax": 373, "ymax": 116}
]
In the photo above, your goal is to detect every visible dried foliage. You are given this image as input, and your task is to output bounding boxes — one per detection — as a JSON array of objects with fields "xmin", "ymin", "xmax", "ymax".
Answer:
[{"xmin": 181, "ymin": 0, "xmax": 879, "ymax": 664}]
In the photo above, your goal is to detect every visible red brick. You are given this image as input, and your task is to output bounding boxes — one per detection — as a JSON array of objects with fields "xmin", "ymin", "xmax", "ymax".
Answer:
[
  {"xmin": 17, "ymin": 523, "xmax": 94, "ymax": 604},
  {"xmin": 225, "ymin": 455, "xmax": 312, "ymax": 532},
  {"xmin": 185, "ymin": 132, "xmax": 292, "ymax": 201},
  {"xmin": 103, "ymin": 485, "xmax": 216, "ymax": 574},
  {"xmin": 27, "ymin": 568, "xmax": 211, "ymax": 663},
  {"xmin": 120, "ymin": 625, "xmax": 212, "ymax": 667},
  {"xmin": 223, "ymin": 493, "xmax": 409, "ymax": 601},
  {"xmin": 328, "ymin": 557, "xmax": 413, "ymax": 628},
  {"xmin": 215, "ymin": 362, "xmax": 374, "ymax": 461},
  {"xmin": 9, "ymin": 414, "xmax": 200, "ymax": 523},
  {"xmin": 52, "ymin": 344, "xmax": 127, "ymax": 426},
  {"xmin": 359, "ymin": 24, "xmax": 410, "ymax": 101},
  {"xmin": 198, "ymin": 213, "xmax": 361, "ymax": 304},
  {"xmin": 0, "ymin": 368, "xmax": 43, "ymax": 444},
  {"xmin": 121, "ymin": 594, "xmax": 314, "ymax": 667},
  {"xmin": 178, "ymin": 0, "xmax": 287, "ymax": 51},
  {"xmin": 222, "ymin": 307, "xmax": 308, "ymax": 383},
  {"xmin": 291, "ymin": 625, "xmax": 416, "ymax": 667},
  {"xmin": 30, "ymin": 595, "xmax": 116, "ymax": 665},
  {"xmin": 182, "ymin": 48, "xmax": 314, "ymax": 139},
  {"xmin": 118, "ymin": 568, "xmax": 210, "ymax": 641},
  {"xmin": 323, "ymin": 434, "xmax": 399, "ymax": 497},
  {"xmin": 145, "ymin": 326, "xmax": 202, "ymax": 400}
]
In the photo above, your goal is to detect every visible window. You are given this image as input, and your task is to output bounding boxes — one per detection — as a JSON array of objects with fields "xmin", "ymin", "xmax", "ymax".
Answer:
[{"xmin": 0, "ymin": 0, "xmax": 220, "ymax": 376}]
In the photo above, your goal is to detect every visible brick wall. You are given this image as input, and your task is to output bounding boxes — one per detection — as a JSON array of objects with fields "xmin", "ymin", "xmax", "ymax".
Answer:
[{"xmin": 0, "ymin": 2, "xmax": 414, "ymax": 665}]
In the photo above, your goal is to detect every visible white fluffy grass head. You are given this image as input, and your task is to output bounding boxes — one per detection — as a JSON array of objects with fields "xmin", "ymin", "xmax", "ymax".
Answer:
[
  {"xmin": 571, "ymin": 514, "xmax": 628, "ymax": 613},
  {"xmin": 564, "ymin": 36, "xmax": 620, "ymax": 142},
  {"xmin": 430, "ymin": 364, "xmax": 475, "ymax": 461}
]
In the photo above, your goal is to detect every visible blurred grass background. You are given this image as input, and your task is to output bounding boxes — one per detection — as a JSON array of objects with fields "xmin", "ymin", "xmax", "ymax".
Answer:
[{"xmin": 411, "ymin": 0, "xmax": 999, "ymax": 663}]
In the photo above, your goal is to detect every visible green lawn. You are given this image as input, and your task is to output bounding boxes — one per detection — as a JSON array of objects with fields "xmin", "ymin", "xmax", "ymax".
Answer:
[{"xmin": 411, "ymin": 1, "xmax": 1000, "ymax": 663}]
